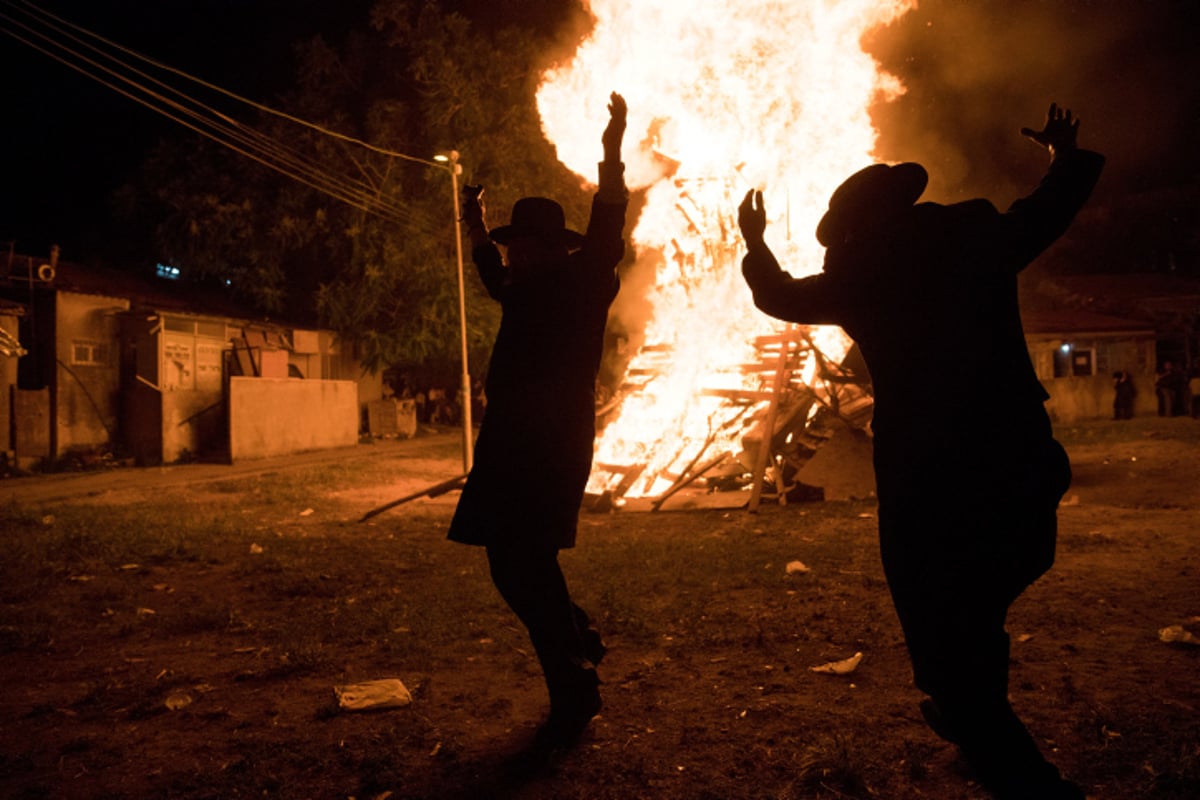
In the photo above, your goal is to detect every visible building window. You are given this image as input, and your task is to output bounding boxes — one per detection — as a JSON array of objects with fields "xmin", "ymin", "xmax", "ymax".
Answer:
[
  {"xmin": 1072, "ymin": 348, "xmax": 1095, "ymax": 377},
  {"xmin": 165, "ymin": 316, "xmax": 195, "ymax": 334},
  {"xmin": 71, "ymin": 340, "xmax": 108, "ymax": 366},
  {"xmin": 1054, "ymin": 344, "xmax": 1094, "ymax": 378}
]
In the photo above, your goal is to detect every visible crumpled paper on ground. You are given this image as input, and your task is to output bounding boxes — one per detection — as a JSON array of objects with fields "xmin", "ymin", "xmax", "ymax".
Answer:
[
  {"xmin": 334, "ymin": 678, "xmax": 413, "ymax": 711},
  {"xmin": 1159, "ymin": 624, "xmax": 1200, "ymax": 646},
  {"xmin": 810, "ymin": 651, "xmax": 864, "ymax": 675}
]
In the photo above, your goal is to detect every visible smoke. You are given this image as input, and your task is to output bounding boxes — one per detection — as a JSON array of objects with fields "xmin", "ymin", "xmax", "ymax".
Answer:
[{"xmin": 865, "ymin": 0, "xmax": 1200, "ymax": 207}]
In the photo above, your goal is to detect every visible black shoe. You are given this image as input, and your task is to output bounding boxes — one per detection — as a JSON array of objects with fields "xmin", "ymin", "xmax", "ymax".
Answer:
[
  {"xmin": 963, "ymin": 739, "xmax": 1084, "ymax": 800},
  {"xmin": 985, "ymin": 771, "xmax": 1085, "ymax": 800},
  {"xmin": 530, "ymin": 682, "xmax": 602, "ymax": 754}
]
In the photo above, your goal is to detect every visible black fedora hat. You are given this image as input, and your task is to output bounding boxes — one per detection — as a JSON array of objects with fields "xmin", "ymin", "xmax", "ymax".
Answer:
[
  {"xmin": 489, "ymin": 197, "xmax": 585, "ymax": 249},
  {"xmin": 816, "ymin": 162, "xmax": 928, "ymax": 246}
]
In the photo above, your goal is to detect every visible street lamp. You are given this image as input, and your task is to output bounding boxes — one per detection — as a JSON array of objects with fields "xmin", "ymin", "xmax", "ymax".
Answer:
[{"xmin": 433, "ymin": 150, "xmax": 473, "ymax": 472}]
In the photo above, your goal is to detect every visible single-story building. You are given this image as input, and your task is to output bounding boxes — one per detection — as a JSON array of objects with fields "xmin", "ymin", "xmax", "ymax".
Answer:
[
  {"xmin": 1038, "ymin": 273, "xmax": 1200, "ymax": 371},
  {"xmin": 1023, "ymin": 309, "xmax": 1159, "ymax": 422},
  {"xmin": 2, "ymin": 251, "xmax": 383, "ymax": 468}
]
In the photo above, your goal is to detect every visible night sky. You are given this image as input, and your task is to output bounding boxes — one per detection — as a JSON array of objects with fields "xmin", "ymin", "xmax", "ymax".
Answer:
[
  {"xmin": 0, "ymin": 0, "xmax": 372, "ymax": 262},
  {"xmin": 2, "ymin": 0, "xmax": 1197, "ymax": 272}
]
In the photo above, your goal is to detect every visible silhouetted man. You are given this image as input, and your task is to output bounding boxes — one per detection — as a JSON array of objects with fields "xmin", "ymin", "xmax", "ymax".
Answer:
[
  {"xmin": 448, "ymin": 93, "xmax": 628, "ymax": 753},
  {"xmin": 738, "ymin": 103, "xmax": 1103, "ymax": 799}
]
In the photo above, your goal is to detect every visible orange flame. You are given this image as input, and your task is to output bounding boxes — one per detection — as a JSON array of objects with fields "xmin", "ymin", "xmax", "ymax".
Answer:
[{"xmin": 538, "ymin": 0, "xmax": 917, "ymax": 498}]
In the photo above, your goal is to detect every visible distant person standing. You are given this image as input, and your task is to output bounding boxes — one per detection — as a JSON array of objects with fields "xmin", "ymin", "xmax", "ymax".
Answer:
[
  {"xmin": 1112, "ymin": 370, "xmax": 1136, "ymax": 420},
  {"xmin": 448, "ymin": 93, "xmax": 629, "ymax": 754},
  {"xmin": 738, "ymin": 103, "xmax": 1103, "ymax": 799}
]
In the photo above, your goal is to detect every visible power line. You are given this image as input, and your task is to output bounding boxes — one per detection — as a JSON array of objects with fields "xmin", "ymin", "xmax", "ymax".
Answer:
[
  {"xmin": 0, "ymin": 4, "xmax": 433, "ymax": 230},
  {"xmin": 12, "ymin": 0, "xmax": 444, "ymax": 169},
  {"xmin": 0, "ymin": 0, "xmax": 449, "ymax": 233}
]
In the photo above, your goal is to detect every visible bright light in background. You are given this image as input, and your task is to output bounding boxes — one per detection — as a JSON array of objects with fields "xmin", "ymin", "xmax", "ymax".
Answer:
[{"xmin": 537, "ymin": 0, "xmax": 917, "ymax": 497}]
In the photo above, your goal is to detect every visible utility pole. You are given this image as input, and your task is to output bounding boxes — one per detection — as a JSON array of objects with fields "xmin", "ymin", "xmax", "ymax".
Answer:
[{"xmin": 436, "ymin": 150, "xmax": 473, "ymax": 472}]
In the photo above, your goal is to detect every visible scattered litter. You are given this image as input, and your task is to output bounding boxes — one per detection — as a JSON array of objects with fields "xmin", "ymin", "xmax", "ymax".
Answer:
[
  {"xmin": 120, "ymin": 564, "xmax": 141, "ymax": 571},
  {"xmin": 1159, "ymin": 625, "xmax": 1200, "ymax": 646},
  {"xmin": 299, "ymin": 508, "xmax": 314, "ymax": 517},
  {"xmin": 856, "ymin": 512, "xmax": 874, "ymax": 519},
  {"xmin": 785, "ymin": 560, "xmax": 810, "ymax": 574},
  {"xmin": 1016, "ymin": 633, "xmax": 1034, "ymax": 643},
  {"xmin": 164, "ymin": 692, "xmax": 192, "ymax": 711},
  {"xmin": 249, "ymin": 543, "xmax": 264, "ymax": 555},
  {"xmin": 136, "ymin": 607, "xmax": 156, "ymax": 617},
  {"xmin": 334, "ymin": 678, "xmax": 413, "ymax": 711},
  {"xmin": 1060, "ymin": 494, "xmax": 1080, "ymax": 506},
  {"xmin": 810, "ymin": 651, "xmax": 863, "ymax": 675},
  {"xmin": 68, "ymin": 574, "xmax": 95, "ymax": 582},
  {"xmin": 41, "ymin": 515, "xmax": 55, "ymax": 526}
]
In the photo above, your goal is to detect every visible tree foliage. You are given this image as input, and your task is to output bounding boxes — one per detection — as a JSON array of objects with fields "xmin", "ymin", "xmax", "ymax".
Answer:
[{"xmin": 142, "ymin": 0, "xmax": 594, "ymax": 376}]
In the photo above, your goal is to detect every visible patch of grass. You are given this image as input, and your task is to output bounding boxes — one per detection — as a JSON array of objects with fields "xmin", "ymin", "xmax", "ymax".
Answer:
[
  {"xmin": 794, "ymin": 734, "xmax": 873, "ymax": 797},
  {"xmin": 1151, "ymin": 742, "xmax": 1200, "ymax": 799},
  {"xmin": 0, "ymin": 607, "xmax": 57, "ymax": 653},
  {"xmin": 0, "ymin": 504, "xmax": 224, "ymax": 577},
  {"xmin": 1055, "ymin": 416, "xmax": 1200, "ymax": 447},
  {"xmin": 158, "ymin": 600, "xmax": 240, "ymax": 636},
  {"xmin": 572, "ymin": 511, "xmax": 877, "ymax": 652}
]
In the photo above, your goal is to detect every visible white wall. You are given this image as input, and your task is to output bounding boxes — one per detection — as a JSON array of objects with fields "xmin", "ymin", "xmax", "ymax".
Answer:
[{"xmin": 228, "ymin": 377, "xmax": 358, "ymax": 461}]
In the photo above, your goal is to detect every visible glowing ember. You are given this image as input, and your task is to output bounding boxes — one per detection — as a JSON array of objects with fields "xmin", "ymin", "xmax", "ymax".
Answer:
[{"xmin": 537, "ymin": 0, "xmax": 917, "ymax": 499}]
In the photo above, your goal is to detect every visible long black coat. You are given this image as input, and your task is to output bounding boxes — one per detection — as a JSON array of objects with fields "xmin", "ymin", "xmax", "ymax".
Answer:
[
  {"xmin": 743, "ymin": 149, "xmax": 1104, "ymax": 700},
  {"xmin": 742, "ymin": 148, "xmax": 1104, "ymax": 506},
  {"xmin": 448, "ymin": 195, "xmax": 627, "ymax": 549}
]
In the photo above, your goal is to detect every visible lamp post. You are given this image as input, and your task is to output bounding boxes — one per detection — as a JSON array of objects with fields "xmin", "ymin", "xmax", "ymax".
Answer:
[{"xmin": 433, "ymin": 150, "xmax": 473, "ymax": 472}]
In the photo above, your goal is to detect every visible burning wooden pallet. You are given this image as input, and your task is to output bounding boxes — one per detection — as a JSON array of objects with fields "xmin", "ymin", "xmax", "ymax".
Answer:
[{"xmin": 586, "ymin": 326, "xmax": 873, "ymax": 513}]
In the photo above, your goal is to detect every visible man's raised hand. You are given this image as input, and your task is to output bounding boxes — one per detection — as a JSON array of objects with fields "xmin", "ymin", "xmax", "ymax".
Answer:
[
  {"xmin": 738, "ymin": 189, "xmax": 767, "ymax": 246},
  {"xmin": 603, "ymin": 92, "xmax": 627, "ymax": 161},
  {"xmin": 1021, "ymin": 102, "xmax": 1079, "ymax": 155}
]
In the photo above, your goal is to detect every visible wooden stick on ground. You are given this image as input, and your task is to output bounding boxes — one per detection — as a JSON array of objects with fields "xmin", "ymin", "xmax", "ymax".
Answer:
[
  {"xmin": 650, "ymin": 451, "xmax": 731, "ymax": 511},
  {"xmin": 357, "ymin": 473, "xmax": 468, "ymax": 522}
]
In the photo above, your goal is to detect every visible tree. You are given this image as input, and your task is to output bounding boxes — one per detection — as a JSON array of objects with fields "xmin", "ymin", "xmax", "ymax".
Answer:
[{"xmin": 140, "ymin": 0, "xmax": 594, "ymax": 375}]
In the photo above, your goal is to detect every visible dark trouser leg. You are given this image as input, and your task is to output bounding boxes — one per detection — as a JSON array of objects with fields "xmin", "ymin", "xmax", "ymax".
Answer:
[
  {"xmin": 486, "ymin": 543, "xmax": 602, "ymax": 744},
  {"xmin": 880, "ymin": 498, "xmax": 1081, "ymax": 799}
]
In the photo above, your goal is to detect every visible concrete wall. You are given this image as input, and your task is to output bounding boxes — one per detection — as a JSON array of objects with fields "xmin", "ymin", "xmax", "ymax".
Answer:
[
  {"xmin": 228, "ymin": 376, "xmax": 358, "ymax": 461},
  {"xmin": 317, "ymin": 331, "xmax": 383, "ymax": 431},
  {"xmin": 12, "ymin": 387, "xmax": 50, "ymax": 467},
  {"xmin": 1, "ymin": 312, "xmax": 19, "ymax": 453},
  {"xmin": 1043, "ymin": 372, "xmax": 1158, "ymax": 422},
  {"xmin": 55, "ymin": 291, "xmax": 128, "ymax": 455}
]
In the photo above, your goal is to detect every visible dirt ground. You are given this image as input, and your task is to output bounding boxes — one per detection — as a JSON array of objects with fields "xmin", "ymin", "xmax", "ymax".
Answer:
[{"xmin": 1, "ymin": 418, "xmax": 1198, "ymax": 799}]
